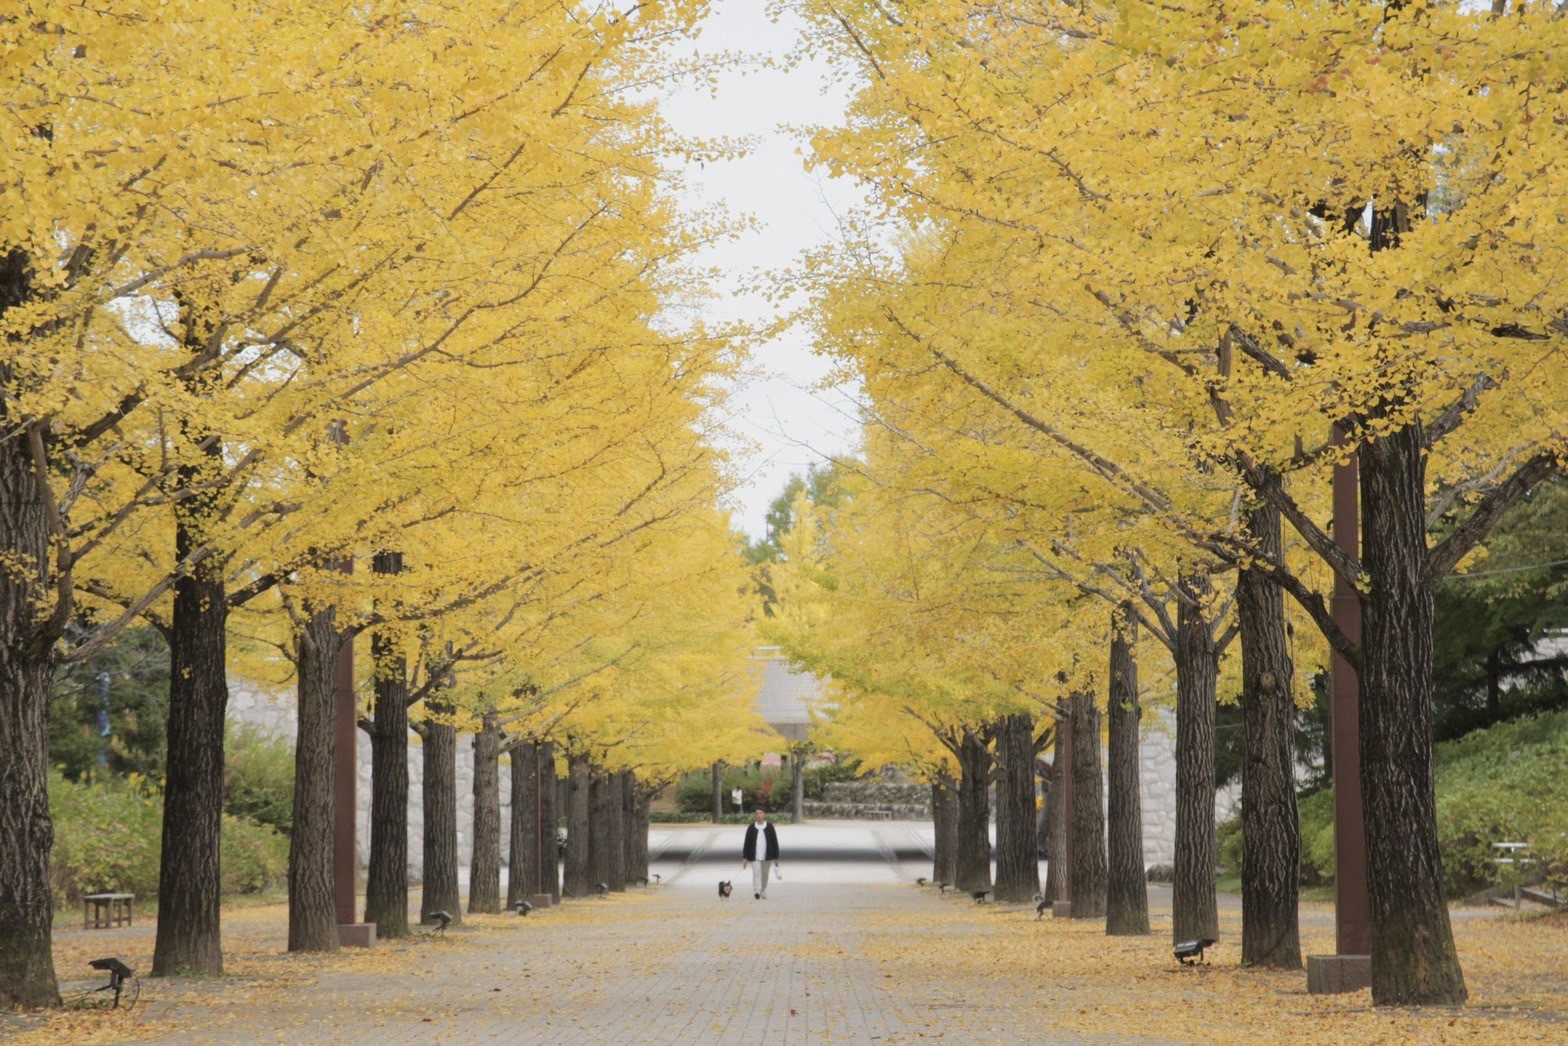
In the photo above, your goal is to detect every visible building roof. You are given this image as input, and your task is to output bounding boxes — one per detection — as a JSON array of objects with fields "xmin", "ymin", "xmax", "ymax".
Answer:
[{"xmin": 750, "ymin": 648, "xmax": 828, "ymax": 743}]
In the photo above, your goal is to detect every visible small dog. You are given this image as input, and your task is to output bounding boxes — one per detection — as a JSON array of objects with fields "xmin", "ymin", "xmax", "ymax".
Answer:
[{"xmin": 718, "ymin": 880, "xmax": 733, "ymax": 900}]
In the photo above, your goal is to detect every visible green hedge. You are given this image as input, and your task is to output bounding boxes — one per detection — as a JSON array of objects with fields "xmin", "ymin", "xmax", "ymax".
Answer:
[
  {"xmin": 1434, "ymin": 711, "xmax": 1568, "ymax": 897},
  {"xmin": 1219, "ymin": 711, "xmax": 1568, "ymax": 898},
  {"xmin": 673, "ymin": 759, "xmax": 862, "ymax": 815},
  {"xmin": 49, "ymin": 772, "xmax": 289, "ymax": 909},
  {"xmin": 649, "ymin": 811, "xmax": 795, "ymax": 824},
  {"xmin": 224, "ymin": 724, "xmax": 295, "ymax": 832}
]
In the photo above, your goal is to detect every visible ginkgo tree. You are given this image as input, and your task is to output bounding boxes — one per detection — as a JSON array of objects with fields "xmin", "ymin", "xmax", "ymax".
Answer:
[
  {"xmin": 1, "ymin": 0, "xmax": 730, "ymax": 1006},
  {"xmin": 785, "ymin": 0, "xmax": 1568, "ymax": 1006}
]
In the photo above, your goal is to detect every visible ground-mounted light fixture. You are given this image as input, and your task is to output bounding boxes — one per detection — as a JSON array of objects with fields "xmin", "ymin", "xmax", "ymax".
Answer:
[
  {"xmin": 1174, "ymin": 938, "xmax": 1216, "ymax": 965},
  {"xmin": 88, "ymin": 957, "xmax": 136, "ymax": 1009}
]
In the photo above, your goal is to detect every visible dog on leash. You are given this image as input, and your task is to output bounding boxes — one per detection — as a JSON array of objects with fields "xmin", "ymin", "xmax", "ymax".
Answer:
[{"xmin": 718, "ymin": 880, "xmax": 733, "ymax": 900}]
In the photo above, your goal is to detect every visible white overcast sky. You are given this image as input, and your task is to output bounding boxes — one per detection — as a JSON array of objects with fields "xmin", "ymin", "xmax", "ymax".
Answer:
[{"xmin": 657, "ymin": 1, "xmax": 867, "ymax": 539}]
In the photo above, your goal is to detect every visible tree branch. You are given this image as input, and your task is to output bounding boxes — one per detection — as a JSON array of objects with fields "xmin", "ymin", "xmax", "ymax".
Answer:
[{"xmin": 1427, "ymin": 449, "xmax": 1561, "ymax": 584}]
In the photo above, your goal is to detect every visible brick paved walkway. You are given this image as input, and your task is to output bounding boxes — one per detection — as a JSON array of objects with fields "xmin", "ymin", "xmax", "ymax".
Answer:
[
  {"xmin": 133, "ymin": 820, "xmax": 1093, "ymax": 1045},
  {"xmin": 23, "ymin": 821, "xmax": 1133, "ymax": 1045},
  {"xmin": 14, "ymin": 820, "xmax": 1557, "ymax": 1045}
]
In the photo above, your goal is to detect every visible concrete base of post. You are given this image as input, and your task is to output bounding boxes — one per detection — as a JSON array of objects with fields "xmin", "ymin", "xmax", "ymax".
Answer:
[
  {"xmin": 1306, "ymin": 954, "xmax": 1371, "ymax": 994},
  {"xmin": 1052, "ymin": 901, "xmax": 1073, "ymax": 918},
  {"xmin": 338, "ymin": 923, "xmax": 377, "ymax": 948},
  {"xmin": 531, "ymin": 893, "xmax": 555, "ymax": 910}
]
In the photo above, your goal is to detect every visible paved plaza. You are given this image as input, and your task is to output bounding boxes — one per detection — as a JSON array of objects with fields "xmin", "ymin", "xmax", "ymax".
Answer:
[
  {"xmin": 23, "ymin": 821, "xmax": 1101, "ymax": 1044},
  {"xmin": 13, "ymin": 819, "xmax": 1565, "ymax": 1045}
]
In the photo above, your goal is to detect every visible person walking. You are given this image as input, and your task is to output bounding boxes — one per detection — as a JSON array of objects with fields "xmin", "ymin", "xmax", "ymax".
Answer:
[{"xmin": 742, "ymin": 807, "xmax": 781, "ymax": 899}]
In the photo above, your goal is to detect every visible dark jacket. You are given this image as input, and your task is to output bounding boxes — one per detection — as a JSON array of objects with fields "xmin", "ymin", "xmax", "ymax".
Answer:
[{"xmin": 743, "ymin": 821, "xmax": 780, "ymax": 862}]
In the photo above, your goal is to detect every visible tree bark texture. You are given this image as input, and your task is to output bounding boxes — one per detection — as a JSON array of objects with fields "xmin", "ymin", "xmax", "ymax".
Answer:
[
  {"xmin": 1359, "ymin": 426, "xmax": 1467, "ymax": 1005},
  {"xmin": 152, "ymin": 492, "xmax": 229, "ymax": 977},
  {"xmin": 1043, "ymin": 722, "xmax": 1069, "ymax": 905},
  {"xmin": 992, "ymin": 713, "xmax": 1040, "ymax": 903},
  {"xmin": 1069, "ymin": 691, "xmax": 1107, "ymax": 921},
  {"xmin": 420, "ymin": 704, "xmax": 460, "ymax": 926},
  {"xmin": 711, "ymin": 761, "xmax": 723, "ymax": 823},
  {"xmin": 1106, "ymin": 611, "xmax": 1149, "ymax": 936},
  {"xmin": 626, "ymin": 776, "xmax": 652, "ymax": 885},
  {"xmin": 468, "ymin": 716, "xmax": 502, "ymax": 914},
  {"xmin": 288, "ymin": 607, "xmax": 340, "ymax": 952},
  {"xmin": 606, "ymin": 769, "xmax": 628, "ymax": 892},
  {"xmin": 1237, "ymin": 500, "xmax": 1302, "ymax": 969},
  {"xmin": 1173, "ymin": 577, "xmax": 1219, "ymax": 945},
  {"xmin": 619, "ymin": 772, "xmax": 635, "ymax": 883},
  {"xmin": 537, "ymin": 742, "xmax": 560, "ymax": 900},
  {"xmin": 954, "ymin": 728, "xmax": 993, "ymax": 893},
  {"xmin": 0, "ymin": 322, "xmax": 63, "ymax": 1007},
  {"xmin": 364, "ymin": 552, "xmax": 410, "ymax": 938},
  {"xmin": 508, "ymin": 741, "xmax": 538, "ymax": 907},
  {"xmin": 564, "ymin": 753, "xmax": 592, "ymax": 898},
  {"xmin": 588, "ymin": 770, "xmax": 615, "ymax": 892},
  {"xmin": 930, "ymin": 775, "xmax": 958, "ymax": 887}
]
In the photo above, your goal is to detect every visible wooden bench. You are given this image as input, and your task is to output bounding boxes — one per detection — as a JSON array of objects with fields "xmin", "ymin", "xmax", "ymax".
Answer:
[{"xmin": 83, "ymin": 893, "xmax": 134, "ymax": 929}]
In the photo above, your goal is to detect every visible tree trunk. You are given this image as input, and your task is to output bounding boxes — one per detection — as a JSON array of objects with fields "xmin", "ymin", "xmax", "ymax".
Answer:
[
  {"xmin": 152, "ymin": 492, "xmax": 229, "ymax": 977},
  {"xmin": 622, "ymin": 772, "xmax": 648, "ymax": 885},
  {"xmin": 1106, "ymin": 610, "xmax": 1149, "ymax": 936},
  {"xmin": 0, "ymin": 334, "xmax": 63, "ymax": 1007},
  {"xmin": 627, "ymin": 778, "xmax": 652, "ymax": 885},
  {"xmin": 420, "ymin": 703, "xmax": 460, "ymax": 926},
  {"xmin": 468, "ymin": 716, "xmax": 502, "ymax": 914},
  {"xmin": 1237, "ymin": 500, "xmax": 1302, "ymax": 968},
  {"xmin": 288, "ymin": 607, "xmax": 340, "ymax": 952},
  {"xmin": 564, "ymin": 753, "xmax": 592, "ymax": 898},
  {"xmin": 607, "ymin": 770, "xmax": 628, "ymax": 892},
  {"xmin": 508, "ymin": 741, "xmax": 538, "ymax": 907},
  {"xmin": 930, "ymin": 774, "xmax": 958, "ymax": 887},
  {"xmin": 791, "ymin": 751, "xmax": 806, "ymax": 822},
  {"xmin": 1173, "ymin": 576, "xmax": 1219, "ymax": 945},
  {"xmin": 1070, "ymin": 691, "xmax": 1107, "ymax": 921},
  {"xmin": 1044, "ymin": 721, "xmax": 1070, "ymax": 905},
  {"xmin": 711, "ymin": 761, "xmax": 723, "ymax": 822},
  {"xmin": 364, "ymin": 552, "xmax": 409, "ymax": 937},
  {"xmin": 954, "ymin": 727, "xmax": 993, "ymax": 893},
  {"xmin": 537, "ymin": 742, "xmax": 560, "ymax": 901},
  {"xmin": 1359, "ymin": 426, "xmax": 1467, "ymax": 1005},
  {"xmin": 992, "ymin": 713, "xmax": 1040, "ymax": 903},
  {"xmin": 589, "ymin": 770, "xmax": 615, "ymax": 892}
]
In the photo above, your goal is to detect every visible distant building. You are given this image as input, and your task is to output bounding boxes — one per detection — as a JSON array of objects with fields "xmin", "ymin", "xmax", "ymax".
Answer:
[{"xmin": 750, "ymin": 647, "xmax": 827, "ymax": 747}]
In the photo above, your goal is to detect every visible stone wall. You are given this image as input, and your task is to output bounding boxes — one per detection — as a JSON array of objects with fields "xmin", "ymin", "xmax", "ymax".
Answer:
[
  {"xmin": 227, "ymin": 679, "xmax": 512, "ymax": 875},
  {"xmin": 820, "ymin": 780, "xmax": 929, "ymax": 806},
  {"xmin": 1138, "ymin": 706, "xmax": 1241, "ymax": 866}
]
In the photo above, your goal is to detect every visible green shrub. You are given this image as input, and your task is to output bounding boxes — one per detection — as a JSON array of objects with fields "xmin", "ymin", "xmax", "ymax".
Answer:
[
  {"xmin": 1297, "ymin": 788, "xmax": 1336, "ymax": 885},
  {"xmin": 675, "ymin": 766, "xmax": 793, "ymax": 814},
  {"xmin": 225, "ymin": 724, "xmax": 295, "ymax": 832},
  {"xmin": 649, "ymin": 811, "xmax": 794, "ymax": 824},
  {"xmin": 1223, "ymin": 712, "xmax": 1568, "ymax": 897},
  {"xmin": 1433, "ymin": 711, "xmax": 1568, "ymax": 897},
  {"xmin": 1218, "ymin": 789, "xmax": 1333, "ymax": 884},
  {"xmin": 49, "ymin": 771, "xmax": 289, "ymax": 909},
  {"xmin": 50, "ymin": 772, "xmax": 163, "ymax": 906},
  {"xmin": 221, "ymin": 814, "xmax": 290, "ymax": 895},
  {"xmin": 673, "ymin": 758, "xmax": 864, "ymax": 814}
]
